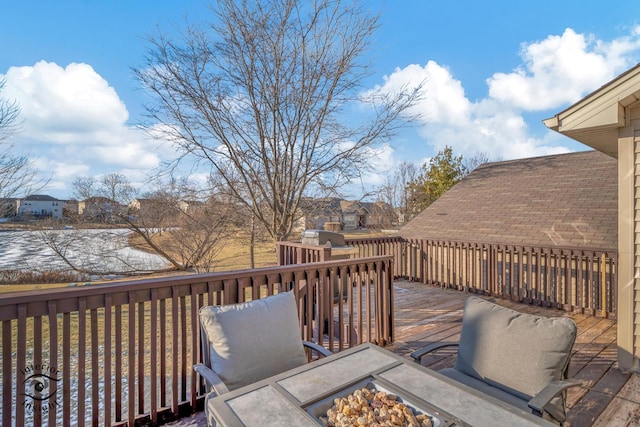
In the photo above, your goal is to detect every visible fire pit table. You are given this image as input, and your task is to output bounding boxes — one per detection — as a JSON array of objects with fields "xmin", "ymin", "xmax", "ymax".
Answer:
[{"xmin": 207, "ymin": 342, "xmax": 556, "ymax": 427}]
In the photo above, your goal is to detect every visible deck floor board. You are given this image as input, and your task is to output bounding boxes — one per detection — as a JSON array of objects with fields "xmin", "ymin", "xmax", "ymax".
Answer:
[
  {"xmin": 170, "ymin": 280, "xmax": 638, "ymax": 427},
  {"xmin": 390, "ymin": 281, "xmax": 635, "ymax": 427}
]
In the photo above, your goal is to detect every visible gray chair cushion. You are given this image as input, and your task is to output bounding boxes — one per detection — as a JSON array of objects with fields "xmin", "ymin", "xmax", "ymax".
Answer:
[
  {"xmin": 199, "ymin": 291, "xmax": 308, "ymax": 391},
  {"xmin": 454, "ymin": 297, "xmax": 576, "ymax": 421}
]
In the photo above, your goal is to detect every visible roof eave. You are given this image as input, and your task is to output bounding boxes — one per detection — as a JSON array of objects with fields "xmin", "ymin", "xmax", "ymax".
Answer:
[{"xmin": 544, "ymin": 63, "xmax": 640, "ymax": 158}]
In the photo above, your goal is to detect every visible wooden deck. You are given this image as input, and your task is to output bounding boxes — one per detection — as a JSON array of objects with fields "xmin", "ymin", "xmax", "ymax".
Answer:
[
  {"xmin": 170, "ymin": 281, "xmax": 640, "ymax": 427},
  {"xmin": 389, "ymin": 281, "xmax": 640, "ymax": 427}
]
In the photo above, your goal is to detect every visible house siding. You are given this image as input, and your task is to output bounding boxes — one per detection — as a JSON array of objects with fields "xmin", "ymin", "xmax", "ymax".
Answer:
[
  {"xmin": 634, "ymin": 129, "xmax": 640, "ymax": 364},
  {"xmin": 17, "ymin": 195, "xmax": 64, "ymax": 219},
  {"xmin": 544, "ymin": 64, "xmax": 640, "ymax": 372}
]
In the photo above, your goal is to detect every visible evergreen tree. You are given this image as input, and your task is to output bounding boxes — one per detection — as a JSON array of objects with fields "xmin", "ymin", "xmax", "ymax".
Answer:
[{"xmin": 407, "ymin": 146, "xmax": 466, "ymax": 216}]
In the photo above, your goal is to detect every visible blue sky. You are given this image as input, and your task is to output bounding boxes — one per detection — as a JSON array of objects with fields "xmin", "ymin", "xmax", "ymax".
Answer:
[{"xmin": 1, "ymin": 0, "xmax": 640, "ymax": 200}]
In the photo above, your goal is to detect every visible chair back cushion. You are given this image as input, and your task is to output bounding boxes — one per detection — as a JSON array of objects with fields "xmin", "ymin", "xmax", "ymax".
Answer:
[
  {"xmin": 199, "ymin": 291, "xmax": 308, "ymax": 391},
  {"xmin": 454, "ymin": 297, "xmax": 576, "ymax": 412}
]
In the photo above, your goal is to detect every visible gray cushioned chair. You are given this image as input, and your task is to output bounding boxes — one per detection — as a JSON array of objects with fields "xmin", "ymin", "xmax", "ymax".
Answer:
[
  {"xmin": 411, "ymin": 297, "xmax": 580, "ymax": 425},
  {"xmin": 194, "ymin": 291, "xmax": 332, "ymax": 426}
]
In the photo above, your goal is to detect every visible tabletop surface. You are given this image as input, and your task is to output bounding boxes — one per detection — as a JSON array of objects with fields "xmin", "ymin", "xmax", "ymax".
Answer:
[{"xmin": 208, "ymin": 343, "xmax": 556, "ymax": 427}]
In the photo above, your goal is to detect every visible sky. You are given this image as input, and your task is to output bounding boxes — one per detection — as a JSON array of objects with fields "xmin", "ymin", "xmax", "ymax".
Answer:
[{"xmin": 1, "ymin": 0, "xmax": 640, "ymax": 200}]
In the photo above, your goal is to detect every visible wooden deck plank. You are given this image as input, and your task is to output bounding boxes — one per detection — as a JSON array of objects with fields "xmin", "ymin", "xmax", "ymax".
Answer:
[
  {"xmin": 593, "ymin": 374, "xmax": 640, "ymax": 426},
  {"xmin": 169, "ymin": 280, "xmax": 640, "ymax": 427},
  {"xmin": 390, "ymin": 281, "xmax": 639, "ymax": 427},
  {"xmin": 567, "ymin": 389, "xmax": 616, "ymax": 427}
]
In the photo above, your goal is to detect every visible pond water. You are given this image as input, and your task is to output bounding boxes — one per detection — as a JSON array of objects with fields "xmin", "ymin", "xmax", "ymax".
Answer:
[
  {"xmin": 0, "ymin": 228, "xmax": 168, "ymax": 276},
  {"xmin": 0, "ymin": 229, "xmax": 172, "ymax": 424}
]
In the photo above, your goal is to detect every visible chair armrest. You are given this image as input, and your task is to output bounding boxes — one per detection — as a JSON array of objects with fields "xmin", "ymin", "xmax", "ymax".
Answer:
[
  {"xmin": 410, "ymin": 342, "xmax": 459, "ymax": 363},
  {"xmin": 193, "ymin": 363, "xmax": 230, "ymax": 395},
  {"xmin": 303, "ymin": 340, "xmax": 333, "ymax": 357},
  {"xmin": 528, "ymin": 379, "xmax": 582, "ymax": 417}
]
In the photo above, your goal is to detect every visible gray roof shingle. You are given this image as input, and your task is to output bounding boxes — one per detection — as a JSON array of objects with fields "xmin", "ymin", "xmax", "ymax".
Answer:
[{"xmin": 400, "ymin": 150, "xmax": 617, "ymax": 249}]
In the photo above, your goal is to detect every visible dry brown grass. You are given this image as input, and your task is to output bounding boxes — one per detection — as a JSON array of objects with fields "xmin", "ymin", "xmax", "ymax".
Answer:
[{"xmin": 128, "ymin": 229, "xmax": 278, "ymax": 271}]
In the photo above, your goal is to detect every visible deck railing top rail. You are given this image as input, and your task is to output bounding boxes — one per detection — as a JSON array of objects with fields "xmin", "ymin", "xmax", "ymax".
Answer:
[
  {"xmin": 0, "ymin": 255, "xmax": 392, "ymax": 320},
  {"xmin": 346, "ymin": 235, "xmax": 617, "ymax": 254}
]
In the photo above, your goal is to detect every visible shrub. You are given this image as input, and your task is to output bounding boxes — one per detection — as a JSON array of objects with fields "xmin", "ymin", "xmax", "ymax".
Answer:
[{"xmin": 0, "ymin": 269, "xmax": 91, "ymax": 285}]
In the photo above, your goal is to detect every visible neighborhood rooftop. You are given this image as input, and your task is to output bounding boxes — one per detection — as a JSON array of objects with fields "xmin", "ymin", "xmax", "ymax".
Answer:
[{"xmin": 401, "ymin": 150, "xmax": 617, "ymax": 249}]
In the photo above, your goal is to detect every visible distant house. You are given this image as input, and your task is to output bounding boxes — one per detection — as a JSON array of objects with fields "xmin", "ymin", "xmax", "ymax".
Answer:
[
  {"xmin": 130, "ymin": 198, "xmax": 191, "ymax": 215},
  {"xmin": 81, "ymin": 197, "xmax": 127, "ymax": 222},
  {"xmin": 340, "ymin": 200, "xmax": 369, "ymax": 230},
  {"xmin": 18, "ymin": 194, "xmax": 65, "ymax": 220},
  {"xmin": 400, "ymin": 150, "xmax": 617, "ymax": 249},
  {"xmin": 297, "ymin": 198, "xmax": 396, "ymax": 232},
  {"xmin": 361, "ymin": 201, "xmax": 397, "ymax": 229},
  {"xmin": 62, "ymin": 199, "xmax": 82, "ymax": 217},
  {"xmin": 297, "ymin": 198, "xmax": 343, "ymax": 231}
]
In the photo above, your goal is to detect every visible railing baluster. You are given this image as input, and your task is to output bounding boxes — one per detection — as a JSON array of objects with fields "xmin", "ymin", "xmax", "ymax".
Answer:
[
  {"xmin": 338, "ymin": 266, "xmax": 346, "ymax": 352},
  {"xmin": 2, "ymin": 320, "xmax": 11, "ymax": 427},
  {"xmin": 33, "ymin": 314, "xmax": 42, "ymax": 427},
  {"xmin": 180, "ymin": 295, "xmax": 188, "ymax": 403},
  {"xmin": 104, "ymin": 296, "xmax": 112, "ymax": 426},
  {"xmin": 91, "ymin": 308, "xmax": 99, "ymax": 426},
  {"xmin": 138, "ymin": 301, "xmax": 145, "ymax": 416},
  {"xmin": 190, "ymin": 286, "xmax": 199, "ymax": 410},
  {"xmin": 128, "ymin": 292, "xmax": 136, "ymax": 426},
  {"xmin": 577, "ymin": 253, "xmax": 584, "ymax": 312},
  {"xmin": 78, "ymin": 299, "xmax": 86, "ymax": 426},
  {"xmin": 16, "ymin": 305, "xmax": 26, "ymax": 427},
  {"xmin": 150, "ymin": 290, "xmax": 158, "ymax": 422},
  {"xmin": 160, "ymin": 298, "xmax": 167, "ymax": 408},
  {"xmin": 171, "ymin": 286, "xmax": 179, "ymax": 416},
  {"xmin": 115, "ymin": 305, "xmax": 123, "ymax": 422},
  {"xmin": 62, "ymin": 312, "xmax": 70, "ymax": 427},
  {"xmin": 328, "ymin": 268, "xmax": 336, "ymax": 352}
]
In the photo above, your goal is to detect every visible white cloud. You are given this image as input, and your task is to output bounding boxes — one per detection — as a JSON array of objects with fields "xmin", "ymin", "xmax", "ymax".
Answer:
[
  {"xmin": 487, "ymin": 27, "xmax": 640, "ymax": 111},
  {"xmin": 371, "ymin": 62, "xmax": 471, "ymax": 125},
  {"xmin": 1, "ymin": 61, "xmax": 178, "ymax": 197},
  {"xmin": 361, "ymin": 143, "xmax": 396, "ymax": 186},
  {"xmin": 372, "ymin": 26, "xmax": 640, "ymax": 165},
  {"xmin": 3, "ymin": 61, "xmax": 129, "ymax": 140}
]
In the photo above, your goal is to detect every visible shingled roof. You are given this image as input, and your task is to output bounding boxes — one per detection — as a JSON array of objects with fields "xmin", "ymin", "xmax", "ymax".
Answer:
[{"xmin": 400, "ymin": 150, "xmax": 617, "ymax": 249}]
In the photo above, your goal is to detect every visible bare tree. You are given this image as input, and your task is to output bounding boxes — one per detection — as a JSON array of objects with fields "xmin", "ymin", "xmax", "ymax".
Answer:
[
  {"xmin": 463, "ymin": 151, "xmax": 499, "ymax": 174},
  {"xmin": 0, "ymin": 78, "xmax": 42, "ymax": 216},
  {"xmin": 143, "ymin": 193, "xmax": 235, "ymax": 272},
  {"xmin": 377, "ymin": 161, "xmax": 419, "ymax": 224},
  {"xmin": 0, "ymin": 78, "xmax": 20, "ymax": 142},
  {"xmin": 136, "ymin": 0, "xmax": 423, "ymax": 242},
  {"xmin": 55, "ymin": 173, "xmax": 234, "ymax": 274},
  {"xmin": 101, "ymin": 173, "xmax": 136, "ymax": 204}
]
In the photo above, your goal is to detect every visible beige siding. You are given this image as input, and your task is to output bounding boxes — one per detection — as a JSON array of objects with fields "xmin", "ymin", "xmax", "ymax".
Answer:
[
  {"xmin": 634, "ymin": 128, "xmax": 640, "ymax": 364},
  {"xmin": 618, "ymin": 123, "xmax": 636, "ymax": 370}
]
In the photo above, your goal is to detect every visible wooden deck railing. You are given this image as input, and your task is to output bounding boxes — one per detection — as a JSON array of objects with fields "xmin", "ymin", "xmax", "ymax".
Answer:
[
  {"xmin": 0, "ymin": 256, "xmax": 394, "ymax": 427},
  {"xmin": 276, "ymin": 241, "xmax": 333, "ymax": 264},
  {"xmin": 400, "ymin": 239, "xmax": 617, "ymax": 318},
  {"xmin": 279, "ymin": 236, "xmax": 617, "ymax": 319}
]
